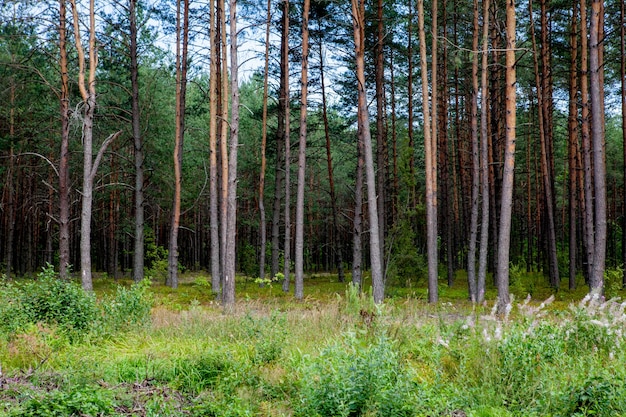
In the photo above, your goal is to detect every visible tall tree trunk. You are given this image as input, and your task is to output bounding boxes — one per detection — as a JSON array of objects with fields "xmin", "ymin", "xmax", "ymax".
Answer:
[
  {"xmin": 59, "ymin": 0, "xmax": 71, "ymax": 279},
  {"xmin": 467, "ymin": 0, "xmax": 480, "ymax": 302},
  {"xmin": 294, "ymin": 0, "xmax": 310, "ymax": 300},
  {"xmin": 529, "ymin": 0, "xmax": 559, "ymax": 288},
  {"xmin": 418, "ymin": 0, "xmax": 438, "ymax": 303},
  {"xmin": 439, "ymin": 0, "xmax": 454, "ymax": 288},
  {"xmin": 352, "ymin": 0, "xmax": 384, "ymax": 303},
  {"xmin": 496, "ymin": 0, "xmax": 516, "ymax": 312},
  {"xmin": 352, "ymin": 131, "xmax": 364, "ymax": 290},
  {"xmin": 580, "ymin": 0, "xmax": 594, "ymax": 281},
  {"xmin": 70, "ymin": 0, "xmax": 121, "ymax": 291},
  {"xmin": 568, "ymin": 0, "xmax": 579, "ymax": 290},
  {"xmin": 589, "ymin": 0, "xmax": 605, "ymax": 292},
  {"xmin": 167, "ymin": 0, "xmax": 189, "ymax": 289},
  {"xmin": 209, "ymin": 0, "xmax": 221, "ymax": 293},
  {"xmin": 130, "ymin": 0, "xmax": 145, "ymax": 283},
  {"xmin": 281, "ymin": 0, "xmax": 292, "ymax": 293},
  {"xmin": 620, "ymin": 2, "xmax": 626, "ymax": 287},
  {"xmin": 477, "ymin": 0, "xmax": 491, "ymax": 303},
  {"xmin": 375, "ymin": 0, "xmax": 386, "ymax": 274},
  {"xmin": 407, "ymin": 0, "xmax": 416, "ymax": 204},
  {"xmin": 223, "ymin": 0, "xmax": 240, "ymax": 308},
  {"xmin": 258, "ymin": 0, "xmax": 272, "ymax": 283},
  {"xmin": 219, "ymin": 0, "xmax": 229, "ymax": 290},
  {"xmin": 4, "ymin": 81, "xmax": 16, "ymax": 279},
  {"xmin": 431, "ymin": 0, "xmax": 439, "ymax": 299},
  {"xmin": 389, "ymin": 50, "xmax": 399, "ymax": 224},
  {"xmin": 319, "ymin": 37, "xmax": 344, "ymax": 282}
]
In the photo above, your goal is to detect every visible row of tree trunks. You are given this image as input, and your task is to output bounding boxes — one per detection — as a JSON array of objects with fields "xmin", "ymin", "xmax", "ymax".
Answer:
[{"xmin": 529, "ymin": 0, "xmax": 559, "ymax": 288}]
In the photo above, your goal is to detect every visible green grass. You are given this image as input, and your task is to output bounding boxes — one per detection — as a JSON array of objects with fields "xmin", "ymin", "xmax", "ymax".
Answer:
[{"xmin": 1, "ymin": 270, "xmax": 626, "ymax": 416}]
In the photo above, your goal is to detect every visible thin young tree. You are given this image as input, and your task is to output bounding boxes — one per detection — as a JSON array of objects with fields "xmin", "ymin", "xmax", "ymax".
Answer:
[
  {"xmin": 294, "ymin": 0, "xmax": 311, "ymax": 300},
  {"xmin": 477, "ymin": 0, "xmax": 491, "ymax": 303},
  {"xmin": 496, "ymin": 0, "xmax": 516, "ymax": 312},
  {"xmin": 467, "ymin": 0, "xmax": 480, "ymax": 302},
  {"xmin": 257, "ymin": 0, "xmax": 271, "ymax": 283},
  {"xmin": 166, "ymin": 0, "xmax": 190, "ymax": 289},
  {"xmin": 130, "ymin": 0, "xmax": 145, "ymax": 283},
  {"xmin": 281, "ymin": 0, "xmax": 292, "ymax": 293},
  {"xmin": 375, "ymin": 0, "xmax": 386, "ymax": 271},
  {"xmin": 319, "ymin": 33, "xmax": 345, "ymax": 283},
  {"xmin": 352, "ymin": 0, "xmax": 384, "ymax": 303},
  {"xmin": 568, "ymin": 0, "xmax": 579, "ymax": 290},
  {"xmin": 418, "ymin": 0, "xmax": 438, "ymax": 303},
  {"xmin": 58, "ymin": 0, "xmax": 71, "ymax": 279},
  {"xmin": 69, "ymin": 0, "xmax": 122, "ymax": 291}
]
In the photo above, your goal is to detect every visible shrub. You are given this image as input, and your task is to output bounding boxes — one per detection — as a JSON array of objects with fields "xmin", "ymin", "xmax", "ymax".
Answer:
[
  {"xmin": 295, "ymin": 331, "xmax": 418, "ymax": 417},
  {"xmin": 0, "ymin": 264, "xmax": 97, "ymax": 339}
]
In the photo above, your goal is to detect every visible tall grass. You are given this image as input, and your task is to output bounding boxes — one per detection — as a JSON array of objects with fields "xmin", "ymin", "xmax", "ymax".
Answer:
[{"xmin": 1, "ymin": 274, "xmax": 625, "ymax": 416}]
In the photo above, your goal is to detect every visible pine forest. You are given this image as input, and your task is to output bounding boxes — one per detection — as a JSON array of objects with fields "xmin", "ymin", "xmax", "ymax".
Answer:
[{"xmin": 1, "ymin": 0, "xmax": 626, "ymax": 306}]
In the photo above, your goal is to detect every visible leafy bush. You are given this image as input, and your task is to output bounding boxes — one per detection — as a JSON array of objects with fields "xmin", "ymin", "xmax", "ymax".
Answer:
[
  {"xmin": 560, "ymin": 374, "xmax": 626, "ymax": 417},
  {"xmin": 0, "ymin": 264, "xmax": 97, "ymax": 339},
  {"xmin": 295, "ymin": 331, "xmax": 418, "ymax": 417},
  {"xmin": 0, "ymin": 266, "xmax": 153, "ymax": 342}
]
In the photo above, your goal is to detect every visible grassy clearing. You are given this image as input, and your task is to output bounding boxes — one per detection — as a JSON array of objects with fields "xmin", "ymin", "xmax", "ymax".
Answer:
[{"xmin": 1, "ymin": 269, "xmax": 625, "ymax": 416}]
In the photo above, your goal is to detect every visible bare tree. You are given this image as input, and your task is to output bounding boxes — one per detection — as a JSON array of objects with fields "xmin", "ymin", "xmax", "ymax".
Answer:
[{"xmin": 69, "ymin": 0, "xmax": 121, "ymax": 291}]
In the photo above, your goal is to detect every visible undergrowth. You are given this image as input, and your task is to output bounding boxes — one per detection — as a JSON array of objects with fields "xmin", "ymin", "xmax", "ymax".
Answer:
[{"xmin": 0, "ymin": 271, "xmax": 625, "ymax": 416}]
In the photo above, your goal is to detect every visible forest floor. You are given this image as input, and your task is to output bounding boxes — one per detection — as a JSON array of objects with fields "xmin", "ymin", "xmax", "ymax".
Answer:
[{"xmin": 1, "ymin": 271, "xmax": 626, "ymax": 416}]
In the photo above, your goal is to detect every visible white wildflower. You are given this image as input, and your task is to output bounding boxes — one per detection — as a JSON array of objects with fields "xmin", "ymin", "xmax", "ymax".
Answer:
[
  {"xmin": 438, "ymin": 338, "xmax": 450, "ymax": 349},
  {"xmin": 483, "ymin": 328, "xmax": 491, "ymax": 343},
  {"xmin": 494, "ymin": 324, "xmax": 503, "ymax": 341}
]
